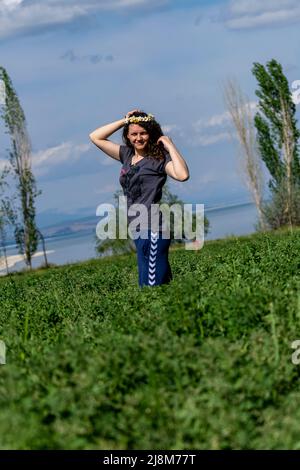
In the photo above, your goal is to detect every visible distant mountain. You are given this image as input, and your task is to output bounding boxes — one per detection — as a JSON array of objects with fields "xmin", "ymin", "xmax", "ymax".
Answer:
[
  {"xmin": 40, "ymin": 215, "xmax": 99, "ymax": 239},
  {"xmin": 2, "ymin": 199, "xmax": 266, "ymax": 247},
  {"xmin": 3, "ymin": 211, "xmax": 99, "ymax": 247},
  {"xmin": 35, "ymin": 206, "xmax": 97, "ymax": 229},
  {"xmin": 205, "ymin": 201, "xmax": 255, "ymax": 212}
]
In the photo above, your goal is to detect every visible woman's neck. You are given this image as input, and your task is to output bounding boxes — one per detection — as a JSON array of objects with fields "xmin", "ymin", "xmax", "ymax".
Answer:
[{"xmin": 134, "ymin": 149, "xmax": 147, "ymax": 157}]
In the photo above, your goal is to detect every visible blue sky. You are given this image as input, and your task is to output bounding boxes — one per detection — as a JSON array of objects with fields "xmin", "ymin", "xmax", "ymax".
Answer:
[{"xmin": 1, "ymin": 0, "xmax": 300, "ymax": 227}]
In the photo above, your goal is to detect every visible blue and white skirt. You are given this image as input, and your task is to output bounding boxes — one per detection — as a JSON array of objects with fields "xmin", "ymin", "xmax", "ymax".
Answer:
[{"xmin": 133, "ymin": 230, "xmax": 172, "ymax": 287}]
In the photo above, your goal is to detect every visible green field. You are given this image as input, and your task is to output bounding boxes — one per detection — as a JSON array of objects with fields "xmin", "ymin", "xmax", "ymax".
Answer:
[{"xmin": 1, "ymin": 228, "xmax": 300, "ymax": 449}]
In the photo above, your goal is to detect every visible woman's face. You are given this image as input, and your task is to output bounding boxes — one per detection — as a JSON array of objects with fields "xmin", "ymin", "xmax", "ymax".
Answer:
[{"xmin": 127, "ymin": 123, "xmax": 150, "ymax": 152}]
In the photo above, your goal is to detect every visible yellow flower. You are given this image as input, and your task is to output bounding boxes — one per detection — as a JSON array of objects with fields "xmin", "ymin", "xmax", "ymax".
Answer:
[{"xmin": 125, "ymin": 113, "xmax": 155, "ymax": 125}]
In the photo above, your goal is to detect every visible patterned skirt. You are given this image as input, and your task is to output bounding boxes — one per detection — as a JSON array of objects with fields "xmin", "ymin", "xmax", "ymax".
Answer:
[{"xmin": 133, "ymin": 230, "xmax": 173, "ymax": 287}]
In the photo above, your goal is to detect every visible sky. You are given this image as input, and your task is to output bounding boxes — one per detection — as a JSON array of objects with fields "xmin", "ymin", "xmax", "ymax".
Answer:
[{"xmin": 0, "ymin": 0, "xmax": 300, "ymax": 227}]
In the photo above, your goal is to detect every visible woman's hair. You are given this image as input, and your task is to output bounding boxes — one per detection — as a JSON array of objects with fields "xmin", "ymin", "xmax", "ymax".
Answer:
[{"xmin": 122, "ymin": 110, "xmax": 166, "ymax": 160}]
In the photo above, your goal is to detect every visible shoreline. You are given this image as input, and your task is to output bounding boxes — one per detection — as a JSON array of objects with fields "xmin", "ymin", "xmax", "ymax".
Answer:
[{"xmin": 0, "ymin": 250, "xmax": 55, "ymax": 275}]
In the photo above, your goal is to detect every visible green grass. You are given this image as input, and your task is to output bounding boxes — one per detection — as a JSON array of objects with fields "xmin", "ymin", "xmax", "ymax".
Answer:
[{"xmin": 1, "ymin": 227, "xmax": 300, "ymax": 449}]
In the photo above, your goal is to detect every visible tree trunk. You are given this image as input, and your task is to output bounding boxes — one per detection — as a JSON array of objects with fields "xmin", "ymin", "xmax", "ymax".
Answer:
[
  {"xmin": 280, "ymin": 94, "xmax": 294, "ymax": 230},
  {"xmin": 38, "ymin": 229, "xmax": 49, "ymax": 268}
]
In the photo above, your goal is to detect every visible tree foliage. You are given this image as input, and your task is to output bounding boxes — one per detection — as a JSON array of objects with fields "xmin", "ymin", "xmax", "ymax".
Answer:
[
  {"xmin": 0, "ymin": 66, "xmax": 42, "ymax": 268},
  {"xmin": 252, "ymin": 59, "xmax": 300, "ymax": 228}
]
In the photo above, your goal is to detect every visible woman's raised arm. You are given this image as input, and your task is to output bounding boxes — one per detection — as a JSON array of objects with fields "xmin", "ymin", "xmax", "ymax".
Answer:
[
  {"xmin": 89, "ymin": 109, "xmax": 140, "ymax": 161},
  {"xmin": 89, "ymin": 118, "xmax": 126, "ymax": 161}
]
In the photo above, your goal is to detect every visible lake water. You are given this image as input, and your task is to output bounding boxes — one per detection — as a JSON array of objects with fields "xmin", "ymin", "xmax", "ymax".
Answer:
[
  {"xmin": 0, "ymin": 202, "xmax": 259, "ymax": 275},
  {"xmin": 205, "ymin": 202, "xmax": 258, "ymax": 241}
]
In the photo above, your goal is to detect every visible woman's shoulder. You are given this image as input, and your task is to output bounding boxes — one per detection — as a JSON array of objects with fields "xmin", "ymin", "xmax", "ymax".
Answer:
[
  {"xmin": 149, "ymin": 152, "xmax": 172, "ymax": 174},
  {"xmin": 119, "ymin": 145, "xmax": 134, "ymax": 164}
]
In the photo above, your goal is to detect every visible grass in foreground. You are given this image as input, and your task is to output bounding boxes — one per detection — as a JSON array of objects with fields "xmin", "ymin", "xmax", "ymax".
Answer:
[{"xmin": 0, "ymin": 228, "xmax": 300, "ymax": 449}]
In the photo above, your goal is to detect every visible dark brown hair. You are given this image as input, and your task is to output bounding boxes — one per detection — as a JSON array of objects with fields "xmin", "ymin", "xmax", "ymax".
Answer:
[{"xmin": 122, "ymin": 111, "xmax": 166, "ymax": 161}]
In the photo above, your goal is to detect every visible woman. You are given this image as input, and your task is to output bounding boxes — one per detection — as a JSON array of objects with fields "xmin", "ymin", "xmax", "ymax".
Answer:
[{"xmin": 89, "ymin": 109, "xmax": 189, "ymax": 287}]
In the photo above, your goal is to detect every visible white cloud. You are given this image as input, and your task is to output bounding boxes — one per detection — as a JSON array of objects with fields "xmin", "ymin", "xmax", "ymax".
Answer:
[
  {"xmin": 193, "ymin": 111, "xmax": 231, "ymax": 131},
  {"xmin": 0, "ymin": 0, "xmax": 167, "ymax": 39},
  {"xmin": 161, "ymin": 124, "xmax": 178, "ymax": 133},
  {"xmin": 0, "ymin": 0, "xmax": 23, "ymax": 13},
  {"xmin": 32, "ymin": 141, "xmax": 91, "ymax": 175},
  {"xmin": 190, "ymin": 132, "xmax": 232, "ymax": 147},
  {"xmin": 190, "ymin": 102, "xmax": 258, "ymax": 147},
  {"xmin": 161, "ymin": 124, "xmax": 185, "ymax": 139},
  {"xmin": 228, "ymin": 0, "xmax": 294, "ymax": 16},
  {"xmin": 1, "ymin": 141, "xmax": 97, "ymax": 175},
  {"xmin": 0, "ymin": 2, "xmax": 87, "ymax": 39},
  {"xmin": 225, "ymin": 0, "xmax": 300, "ymax": 29},
  {"xmin": 204, "ymin": 112, "xmax": 231, "ymax": 128},
  {"xmin": 194, "ymin": 102, "xmax": 258, "ymax": 130},
  {"xmin": 117, "ymin": 0, "xmax": 149, "ymax": 6}
]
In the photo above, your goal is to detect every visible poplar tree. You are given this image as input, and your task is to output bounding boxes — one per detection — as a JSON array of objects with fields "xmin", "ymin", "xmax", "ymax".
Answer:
[
  {"xmin": 0, "ymin": 171, "xmax": 10, "ymax": 275},
  {"xmin": 0, "ymin": 66, "xmax": 43, "ymax": 269},
  {"xmin": 223, "ymin": 78, "xmax": 267, "ymax": 231},
  {"xmin": 252, "ymin": 59, "xmax": 300, "ymax": 229}
]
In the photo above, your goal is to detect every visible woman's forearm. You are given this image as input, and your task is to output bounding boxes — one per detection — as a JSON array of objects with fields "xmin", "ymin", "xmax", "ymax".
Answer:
[
  {"xmin": 168, "ymin": 144, "xmax": 189, "ymax": 180},
  {"xmin": 89, "ymin": 118, "xmax": 125, "ymax": 141}
]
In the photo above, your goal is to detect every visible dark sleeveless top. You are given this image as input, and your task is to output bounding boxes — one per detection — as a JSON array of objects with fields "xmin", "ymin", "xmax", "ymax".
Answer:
[{"xmin": 119, "ymin": 145, "xmax": 172, "ymax": 233}]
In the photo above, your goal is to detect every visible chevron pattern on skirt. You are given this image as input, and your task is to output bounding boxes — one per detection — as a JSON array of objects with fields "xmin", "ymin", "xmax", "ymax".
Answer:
[{"xmin": 134, "ymin": 230, "xmax": 172, "ymax": 287}]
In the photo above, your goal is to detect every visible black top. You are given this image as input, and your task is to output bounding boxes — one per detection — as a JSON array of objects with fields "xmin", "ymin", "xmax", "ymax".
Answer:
[{"xmin": 119, "ymin": 145, "xmax": 172, "ymax": 233}]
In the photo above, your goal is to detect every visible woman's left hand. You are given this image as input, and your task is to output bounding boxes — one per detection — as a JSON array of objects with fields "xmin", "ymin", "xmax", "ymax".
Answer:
[{"xmin": 157, "ymin": 135, "xmax": 173, "ymax": 151}]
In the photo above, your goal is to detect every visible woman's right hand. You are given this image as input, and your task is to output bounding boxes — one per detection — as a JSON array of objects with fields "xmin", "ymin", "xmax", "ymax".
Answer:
[{"xmin": 124, "ymin": 109, "xmax": 141, "ymax": 120}]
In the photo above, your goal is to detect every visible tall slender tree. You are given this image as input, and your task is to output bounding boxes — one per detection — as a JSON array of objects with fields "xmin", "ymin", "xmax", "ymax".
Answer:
[
  {"xmin": 252, "ymin": 59, "xmax": 300, "ymax": 229},
  {"xmin": 0, "ymin": 169, "xmax": 10, "ymax": 275},
  {"xmin": 223, "ymin": 78, "xmax": 267, "ymax": 231},
  {"xmin": 0, "ymin": 66, "xmax": 45, "ymax": 269}
]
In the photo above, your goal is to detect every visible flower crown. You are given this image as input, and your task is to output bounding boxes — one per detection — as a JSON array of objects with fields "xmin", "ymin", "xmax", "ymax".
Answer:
[{"xmin": 124, "ymin": 113, "xmax": 155, "ymax": 125}]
